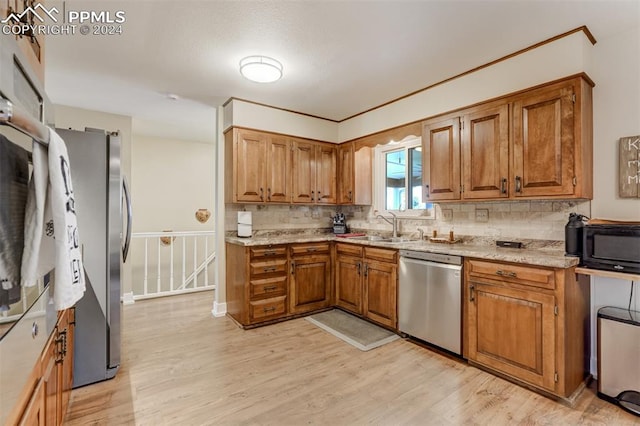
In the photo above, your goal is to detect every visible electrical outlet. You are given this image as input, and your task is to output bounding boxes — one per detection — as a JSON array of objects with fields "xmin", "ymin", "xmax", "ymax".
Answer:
[
  {"xmin": 442, "ymin": 209, "xmax": 453, "ymax": 221},
  {"xmin": 475, "ymin": 208, "xmax": 489, "ymax": 222}
]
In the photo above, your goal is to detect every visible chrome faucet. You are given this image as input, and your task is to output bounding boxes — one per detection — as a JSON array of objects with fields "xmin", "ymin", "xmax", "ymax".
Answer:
[{"xmin": 376, "ymin": 212, "xmax": 398, "ymax": 238}]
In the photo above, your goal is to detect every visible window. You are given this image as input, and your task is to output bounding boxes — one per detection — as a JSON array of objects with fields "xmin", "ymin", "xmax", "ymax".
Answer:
[{"xmin": 374, "ymin": 136, "xmax": 434, "ymax": 218}]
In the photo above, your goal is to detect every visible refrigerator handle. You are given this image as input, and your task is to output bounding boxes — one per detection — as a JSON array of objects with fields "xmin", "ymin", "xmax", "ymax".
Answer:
[{"xmin": 122, "ymin": 176, "xmax": 132, "ymax": 263}]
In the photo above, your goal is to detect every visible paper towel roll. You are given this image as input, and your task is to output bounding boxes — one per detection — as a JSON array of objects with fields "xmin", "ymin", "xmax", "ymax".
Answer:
[{"xmin": 238, "ymin": 211, "xmax": 252, "ymax": 237}]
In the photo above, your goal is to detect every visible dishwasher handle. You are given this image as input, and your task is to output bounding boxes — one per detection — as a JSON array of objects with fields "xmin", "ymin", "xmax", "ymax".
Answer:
[{"xmin": 400, "ymin": 256, "xmax": 462, "ymax": 272}]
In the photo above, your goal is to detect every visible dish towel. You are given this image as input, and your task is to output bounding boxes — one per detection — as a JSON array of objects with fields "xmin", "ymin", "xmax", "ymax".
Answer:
[
  {"xmin": 21, "ymin": 128, "xmax": 85, "ymax": 310},
  {"xmin": 0, "ymin": 135, "xmax": 29, "ymax": 310}
]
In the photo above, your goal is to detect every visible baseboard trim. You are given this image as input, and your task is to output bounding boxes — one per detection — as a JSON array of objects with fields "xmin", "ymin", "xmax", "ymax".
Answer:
[
  {"xmin": 122, "ymin": 292, "xmax": 135, "ymax": 305},
  {"xmin": 212, "ymin": 301, "xmax": 227, "ymax": 317}
]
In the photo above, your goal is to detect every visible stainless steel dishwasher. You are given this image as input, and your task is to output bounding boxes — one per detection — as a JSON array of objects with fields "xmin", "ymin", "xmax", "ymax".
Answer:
[{"xmin": 398, "ymin": 250, "xmax": 463, "ymax": 355}]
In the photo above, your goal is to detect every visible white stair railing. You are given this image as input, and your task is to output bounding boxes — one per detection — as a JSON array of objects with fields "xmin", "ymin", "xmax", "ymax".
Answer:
[{"xmin": 130, "ymin": 231, "xmax": 216, "ymax": 301}]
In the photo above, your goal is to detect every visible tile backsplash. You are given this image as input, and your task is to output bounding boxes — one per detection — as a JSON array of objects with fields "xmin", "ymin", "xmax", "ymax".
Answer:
[{"xmin": 225, "ymin": 200, "xmax": 591, "ymax": 242}]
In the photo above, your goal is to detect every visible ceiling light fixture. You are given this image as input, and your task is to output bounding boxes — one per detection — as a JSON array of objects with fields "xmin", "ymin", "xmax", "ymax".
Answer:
[{"xmin": 239, "ymin": 55, "xmax": 283, "ymax": 83}]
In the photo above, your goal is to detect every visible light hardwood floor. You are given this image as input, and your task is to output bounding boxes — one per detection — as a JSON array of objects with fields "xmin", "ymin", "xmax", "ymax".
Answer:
[{"xmin": 66, "ymin": 292, "xmax": 639, "ymax": 425}]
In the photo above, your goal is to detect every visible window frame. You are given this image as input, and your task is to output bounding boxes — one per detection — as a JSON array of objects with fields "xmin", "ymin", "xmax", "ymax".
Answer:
[{"xmin": 374, "ymin": 136, "xmax": 434, "ymax": 219}]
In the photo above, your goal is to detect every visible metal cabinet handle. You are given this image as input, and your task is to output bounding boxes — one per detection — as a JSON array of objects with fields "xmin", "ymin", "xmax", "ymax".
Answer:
[
  {"xmin": 260, "ymin": 187, "xmax": 264, "ymax": 201},
  {"xmin": 356, "ymin": 262, "xmax": 361, "ymax": 275},
  {"xmin": 348, "ymin": 190, "xmax": 353, "ymax": 201},
  {"xmin": 306, "ymin": 247, "xmax": 317, "ymax": 252},
  {"xmin": 291, "ymin": 261, "xmax": 295, "ymax": 274},
  {"xmin": 470, "ymin": 285, "xmax": 475, "ymax": 302},
  {"xmin": 515, "ymin": 176, "xmax": 522, "ymax": 193},
  {"xmin": 425, "ymin": 184, "xmax": 430, "ymax": 198},
  {"xmin": 501, "ymin": 178, "xmax": 507, "ymax": 194},
  {"xmin": 267, "ymin": 187, "xmax": 271, "ymax": 201},
  {"xmin": 263, "ymin": 285, "xmax": 278, "ymax": 292},
  {"xmin": 364, "ymin": 263, "xmax": 369, "ymax": 277},
  {"xmin": 264, "ymin": 250, "xmax": 276, "ymax": 256},
  {"xmin": 311, "ymin": 190, "xmax": 315, "ymax": 202},
  {"xmin": 263, "ymin": 307, "xmax": 276, "ymax": 313},
  {"xmin": 496, "ymin": 270, "xmax": 517, "ymax": 278},
  {"xmin": 263, "ymin": 266, "xmax": 277, "ymax": 272}
]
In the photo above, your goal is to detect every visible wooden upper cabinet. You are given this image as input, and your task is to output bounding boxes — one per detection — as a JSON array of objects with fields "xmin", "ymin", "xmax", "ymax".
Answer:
[
  {"xmin": 422, "ymin": 117, "xmax": 461, "ymax": 201},
  {"xmin": 291, "ymin": 140, "xmax": 316, "ymax": 203},
  {"xmin": 8, "ymin": 0, "xmax": 45, "ymax": 84},
  {"xmin": 462, "ymin": 104, "xmax": 509, "ymax": 199},
  {"xmin": 266, "ymin": 136, "xmax": 291, "ymax": 203},
  {"xmin": 338, "ymin": 142, "xmax": 372, "ymax": 205},
  {"xmin": 338, "ymin": 143, "xmax": 354, "ymax": 204},
  {"xmin": 236, "ymin": 130, "xmax": 268, "ymax": 202},
  {"xmin": 316, "ymin": 144, "xmax": 337, "ymax": 204},
  {"xmin": 292, "ymin": 139, "xmax": 336, "ymax": 204},
  {"xmin": 513, "ymin": 83, "xmax": 576, "ymax": 198}
]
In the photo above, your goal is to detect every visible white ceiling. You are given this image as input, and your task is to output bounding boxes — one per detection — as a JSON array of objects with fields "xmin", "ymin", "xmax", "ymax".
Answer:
[{"xmin": 44, "ymin": 0, "xmax": 640, "ymax": 143}]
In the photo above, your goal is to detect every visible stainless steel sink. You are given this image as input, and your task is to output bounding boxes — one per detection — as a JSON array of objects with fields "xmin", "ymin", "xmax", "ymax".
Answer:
[
  {"xmin": 345, "ymin": 235, "xmax": 417, "ymax": 243},
  {"xmin": 345, "ymin": 235, "xmax": 391, "ymax": 242}
]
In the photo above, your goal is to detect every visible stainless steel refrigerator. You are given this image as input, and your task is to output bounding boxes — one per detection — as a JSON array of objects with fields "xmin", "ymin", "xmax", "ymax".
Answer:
[{"xmin": 57, "ymin": 128, "xmax": 132, "ymax": 388}]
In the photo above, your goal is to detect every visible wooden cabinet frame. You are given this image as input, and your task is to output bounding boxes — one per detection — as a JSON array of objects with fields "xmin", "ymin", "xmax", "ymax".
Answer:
[
  {"xmin": 464, "ymin": 259, "xmax": 591, "ymax": 398},
  {"xmin": 422, "ymin": 75, "xmax": 593, "ymax": 202}
]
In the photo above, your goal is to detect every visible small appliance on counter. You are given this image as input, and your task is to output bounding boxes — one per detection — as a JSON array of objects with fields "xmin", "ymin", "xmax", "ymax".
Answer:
[
  {"xmin": 597, "ymin": 306, "xmax": 640, "ymax": 417},
  {"xmin": 582, "ymin": 220, "xmax": 640, "ymax": 274},
  {"xmin": 332, "ymin": 213, "xmax": 347, "ymax": 234},
  {"xmin": 237, "ymin": 211, "xmax": 252, "ymax": 237},
  {"xmin": 565, "ymin": 212, "xmax": 588, "ymax": 259}
]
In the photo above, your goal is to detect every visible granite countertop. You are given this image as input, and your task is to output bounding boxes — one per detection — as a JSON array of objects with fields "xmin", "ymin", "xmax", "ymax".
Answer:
[{"xmin": 225, "ymin": 232, "xmax": 578, "ymax": 269}]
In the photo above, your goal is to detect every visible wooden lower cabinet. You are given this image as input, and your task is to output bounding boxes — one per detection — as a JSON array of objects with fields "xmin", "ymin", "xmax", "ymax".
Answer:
[
  {"xmin": 335, "ymin": 254, "xmax": 363, "ymax": 314},
  {"xmin": 227, "ymin": 241, "xmax": 398, "ymax": 329},
  {"xmin": 334, "ymin": 243, "xmax": 398, "ymax": 329},
  {"xmin": 290, "ymin": 243, "xmax": 331, "ymax": 314},
  {"xmin": 364, "ymin": 259, "xmax": 397, "ymax": 329},
  {"xmin": 465, "ymin": 259, "xmax": 590, "ymax": 398},
  {"xmin": 14, "ymin": 308, "xmax": 75, "ymax": 426},
  {"xmin": 226, "ymin": 242, "xmax": 290, "ymax": 326}
]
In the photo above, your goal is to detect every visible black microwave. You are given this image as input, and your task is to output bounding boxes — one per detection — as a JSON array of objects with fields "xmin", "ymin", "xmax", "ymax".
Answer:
[{"xmin": 583, "ymin": 225, "xmax": 640, "ymax": 274}]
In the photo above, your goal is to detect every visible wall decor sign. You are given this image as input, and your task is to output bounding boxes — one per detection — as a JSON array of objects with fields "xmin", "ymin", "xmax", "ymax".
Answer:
[{"xmin": 619, "ymin": 135, "xmax": 640, "ymax": 198}]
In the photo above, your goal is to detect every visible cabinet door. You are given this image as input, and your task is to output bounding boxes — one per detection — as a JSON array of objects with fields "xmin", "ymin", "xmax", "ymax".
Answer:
[
  {"xmin": 513, "ymin": 84, "xmax": 575, "ymax": 197},
  {"xmin": 290, "ymin": 255, "xmax": 331, "ymax": 314},
  {"xmin": 315, "ymin": 144, "xmax": 337, "ymax": 204},
  {"xmin": 266, "ymin": 136, "xmax": 291, "ymax": 202},
  {"xmin": 462, "ymin": 104, "xmax": 509, "ymax": 199},
  {"xmin": 18, "ymin": 380, "xmax": 45, "ymax": 426},
  {"xmin": 291, "ymin": 140, "xmax": 316, "ymax": 203},
  {"xmin": 337, "ymin": 143, "xmax": 354, "ymax": 204},
  {"xmin": 335, "ymin": 256, "xmax": 363, "ymax": 314},
  {"xmin": 236, "ymin": 130, "xmax": 267, "ymax": 202},
  {"xmin": 468, "ymin": 280, "xmax": 557, "ymax": 391},
  {"xmin": 42, "ymin": 333, "xmax": 59, "ymax": 426},
  {"xmin": 60, "ymin": 309, "xmax": 74, "ymax": 423},
  {"xmin": 422, "ymin": 117, "xmax": 461, "ymax": 201},
  {"xmin": 364, "ymin": 260, "xmax": 397, "ymax": 328}
]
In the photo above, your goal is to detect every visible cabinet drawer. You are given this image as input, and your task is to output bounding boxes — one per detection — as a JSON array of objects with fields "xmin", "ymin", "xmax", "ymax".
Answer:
[
  {"xmin": 336, "ymin": 243, "xmax": 363, "ymax": 257},
  {"xmin": 250, "ymin": 276, "xmax": 287, "ymax": 299},
  {"xmin": 250, "ymin": 246, "xmax": 287, "ymax": 259},
  {"xmin": 468, "ymin": 259, "xmax": 555, "ymax": 290},
  {"xmin": 290, "ymin": 242, "xmax": 330, "ymax": 256},
  {"xmin": 250, "ymin": 259, "xmax": 288, "ymax": 276},
  {"xmin": 250, "ymin": 296, "xmax": 287, "ymax": 321},
  {"xmin": 364, "ymin": 247, "xmax": 398, "ymax": 263}
]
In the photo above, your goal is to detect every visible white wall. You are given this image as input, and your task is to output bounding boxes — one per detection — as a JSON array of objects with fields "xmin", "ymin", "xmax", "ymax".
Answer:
[
  {"xmin": 130, "ymin": 135, "xmax": 215, "ymax": 233},
  {"xmin": 224, "ymin": 99, "xmax": 338, "ymax": 142}
]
